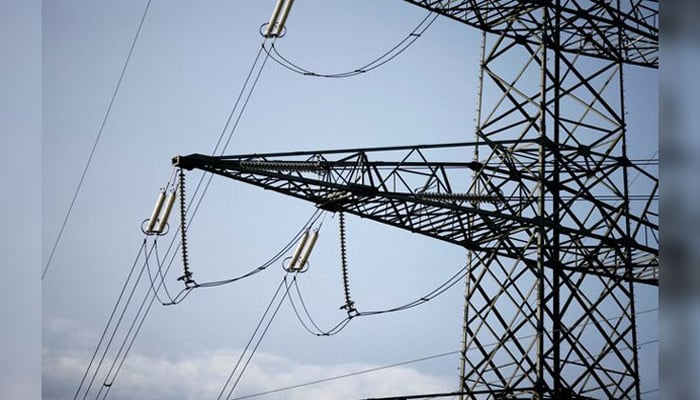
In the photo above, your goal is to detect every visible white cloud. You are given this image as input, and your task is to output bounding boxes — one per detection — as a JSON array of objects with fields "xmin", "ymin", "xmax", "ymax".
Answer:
[{"xmin": 43, "ymin": 346, "xmax": 455, "ymax": 400}]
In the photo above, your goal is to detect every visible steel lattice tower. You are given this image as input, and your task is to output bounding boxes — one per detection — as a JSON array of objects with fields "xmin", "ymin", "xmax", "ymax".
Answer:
[{"xmin": 174, "ymin": 1, "xmax": 659, "ymax": 399}]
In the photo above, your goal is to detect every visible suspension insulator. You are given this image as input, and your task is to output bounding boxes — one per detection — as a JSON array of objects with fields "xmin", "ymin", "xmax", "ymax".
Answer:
[
  {"xmin": 288, "ymin": 231, "xmax": 309, "ymax": 270},
  {"xmin": 274, "ymin": 0, "xmax": 295, "ymax": 36},
  {"xmin": 155, "ymin": 190, "xmax": 177, "ymax": 234},
  {"xmin": 264, "ymin": 0, "xmax": 285, "ymax": 37},
  {"xmin": 338, "ymin": 212, "xmax": 357, "ymax": 315},
  {"xmin": 263, "ymin": 0, "xmax": 295, "ymax": 38},
  {"xmin": 177, "ymin": 168, "xmax": 194, "ymax": 287},
  {"xmin": 296, "ymin": 230, "xmax": 319, "ymax": 271},
  {"xmin": 146, "ymin": 190, "xmax": 166, "ymax": 234}
]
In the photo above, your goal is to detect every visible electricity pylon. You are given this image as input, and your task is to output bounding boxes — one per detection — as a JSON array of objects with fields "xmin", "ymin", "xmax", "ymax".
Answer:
[{"xmin": 174, "ymin": 1, "xmax": 658, "ymax": 398}]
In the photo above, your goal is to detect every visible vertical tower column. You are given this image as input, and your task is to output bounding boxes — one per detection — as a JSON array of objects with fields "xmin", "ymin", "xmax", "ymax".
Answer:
[{"xmin": 459, "ymin": 2, "xmax": 644, "ymax": 398}]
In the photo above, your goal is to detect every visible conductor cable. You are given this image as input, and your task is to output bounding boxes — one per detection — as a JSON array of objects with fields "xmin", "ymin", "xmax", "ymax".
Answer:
[
  {"xmin": 285, "ymin": 276, "xmax": 352, "ymax": 336},
  {"xmin": 143, "ymin": 239, "xmax": 176, "ymax": 305},
  {"xmin": 218, "ymin": 275, "xmax": 292, "ymax": 400},
  {"xmin": 263, "ymin": 11, "xmax": 438, "ymax": 79},
  {"xmin": 71, "ymin": 239, "xmax": 147, "ymax": 400},
  {"xmin": 43, "ymin": 0, "xmax": 153, "ymax": 280},
  {"xmin": 75, "ymin": 27, "xmax": 278, "ymax": 400},
  {"xmin": 76, "ymin": 240, "xmax": 154, "ymax": 400}
]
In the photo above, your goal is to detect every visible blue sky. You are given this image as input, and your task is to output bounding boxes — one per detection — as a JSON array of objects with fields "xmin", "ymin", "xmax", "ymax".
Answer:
[{"xmin": 38, "ymin": 1, "xmax": 659, "ymax": 399}]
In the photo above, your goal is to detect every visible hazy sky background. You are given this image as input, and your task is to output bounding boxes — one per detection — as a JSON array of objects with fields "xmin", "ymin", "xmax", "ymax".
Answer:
[
  {"xmin": 1, "ymin": 1, "xmax": 41, "ymax": 399},
  {"xmin": 39, "ymin": 1, "xmax": 658, "ymax": 399}
]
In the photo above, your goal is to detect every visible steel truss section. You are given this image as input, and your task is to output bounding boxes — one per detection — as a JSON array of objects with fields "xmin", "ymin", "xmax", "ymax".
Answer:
[
  {"xmin": 174, "ymin": 141, "xmax": 657, "ymax": 288},
  {"xmin": 402, "ymin": 0, "xmax": 658, "ymax": 68}
]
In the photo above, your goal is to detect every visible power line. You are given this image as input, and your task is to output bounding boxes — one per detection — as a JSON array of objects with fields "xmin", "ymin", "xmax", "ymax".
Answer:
[
  {"xmin": 75, "ymin": 28, "xmax": 279, "ymax": 400},
  {"xmin": 285, "ymin": 276, "xmax": 352, "ymax": 336},
  {"xmin": 94, "ymin": 39, "xmax": 278, "ymax": 395},
  {"xmin": 285, "ymin": 262, "xmax": 468, "ymax": 337},
  {"xmin": 219, "ymin": 276, "xmax": 291, "ymax": 400},
  {"xmin": 143, "ymin": 208, "xmax": 323, "ymax": 304},
  {"xmin": 230, "ymin": 350, "xmax": 461, "ymax": 400},
  {"xmin": 72, "ymin": 239, "xmax": 148, "ymax": 400},
  {"xmin": 94, "ymin": 245, "xmax": 163, "ymax": 400},
  {"xmin": 194, "ymin": 210, "xmax": 322, "ymax": 289},
  {"xmin": 263, "ymin": 11, "xmax": 438, "ymax": 78},
  {"xmin": 43, "ymin": 0, "xmax": 152, "ymax": 280},
  {"xmin": 97, "ymin": 265, "xmax": 167, "ymax": 400},
  {"xmin": 143, "ymin": 239, "xmax": 177, "ymax": 305}
]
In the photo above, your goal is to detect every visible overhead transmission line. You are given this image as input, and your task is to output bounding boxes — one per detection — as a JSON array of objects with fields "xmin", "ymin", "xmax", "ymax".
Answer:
[
  {"xmin": 73, "ymin": 26, "xmax": 277, "ymax": 400},
  {"xmin": 93, "ymin": 209, "xmax": 322, "ymax": 400},
  {"xmin": 74, "ymin": 3, "xmax": 452, "ymax": 399},
  {"xmin": 71, "ymin": 240, "xmax": 148, "ymax": 400},
  {"xmin": 145, "ymin": 208, "xmax": 324, "ymax": 305},
  {"xmin": 230, "ymin": 349, "xmax": 461, "ymax": 400},
  {"xmin": 285, "ymin": 260, "xmax": 469, "ymax": 337},
  {"xmin": 72, "ymin": 1, "xmax": 312, "ymax": 393},
  {"xmin": 218, "ymin": 275, "xmax": 293, "ymax": 400},
  {"xmin": 263, "ymin": 10, "xmax": 438, "ymax": 78},
  {"xmin": 43, "ymin": 0, "xmax": 153, "ymax": 280},
  {"xmin": 83, "ymin": 3, "xmax": 658, "ymax": 399}
]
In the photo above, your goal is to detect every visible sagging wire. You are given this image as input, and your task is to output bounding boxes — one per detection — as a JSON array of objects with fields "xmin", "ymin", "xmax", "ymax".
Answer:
[
  {"xmin": 357, "ymin": 264, "xmax": 467, "ymax": 317},
  {"xmin": 180, "ymin": 208, "xmax": 323, "ymax": 290},
  {"xmin": 141, "ymin": 207, "xmax": 324, "ymax": 307},
  {"xmin": 102, "ymin": 213, "xmax": 299, "ymax": 399},
  {"xmin": 285, "ymin": 276, "xmax": 353, "ymax": 337},
  {"xmin": 139, "ymin": 168, "xmax": 324, "ymax": 307},
  {"xmin": 262, "ymin": 11, "xmax": 439, "ymax": 78},
  {"xmin": 139, "ymin": 169, "xmax": 191, "ymax": 306},
  {"xmin": 285, "ymin": 262, "xmax": 468, "ymax": 338},
  {"xmin": 143, "ymin": 239, "xmax": 176, "ymax": 305},
  {"xmin": 142, "ymin": 238, "xmax": 193, "ymax": 306},
  {"xmin": 96, "ymin": 227, "xmax": 318, "ymax": 399},
  {"xmin": 281, "ymin": 211, "xmax": 467, "ymax": 337}
]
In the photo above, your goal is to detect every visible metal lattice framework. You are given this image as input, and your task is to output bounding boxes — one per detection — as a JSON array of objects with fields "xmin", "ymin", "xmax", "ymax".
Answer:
[
  {"xmin": 174, "ymin": 1, "xmax": 658, "ymax": 399},
  {"xmin": 404, "ymin": 0, "xmax": 658, "ymax": 67}
]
